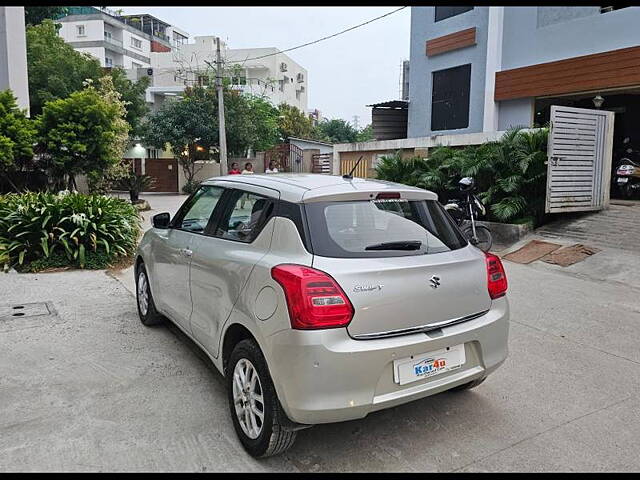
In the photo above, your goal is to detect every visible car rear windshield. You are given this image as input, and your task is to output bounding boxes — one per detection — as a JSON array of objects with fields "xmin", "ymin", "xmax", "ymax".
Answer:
[{"xmin": 304, "ymin": 199, "xmax": 468, "ymax": 258}]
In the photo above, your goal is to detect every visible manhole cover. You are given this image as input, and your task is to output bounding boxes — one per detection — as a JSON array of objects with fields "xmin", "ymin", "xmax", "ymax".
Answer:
[{"xmin": 0, "ymin": 302, "xmax": 51, "ymax": 321}]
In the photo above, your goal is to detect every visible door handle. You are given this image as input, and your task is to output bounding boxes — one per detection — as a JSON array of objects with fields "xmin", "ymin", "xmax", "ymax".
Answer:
[
  {"xmin": 550, "ymin": 156, "xmax": 563, "ymax": 166},
  {"xmin": 180, "ymin": 248, "xmax": 193, "ymax": 257}
]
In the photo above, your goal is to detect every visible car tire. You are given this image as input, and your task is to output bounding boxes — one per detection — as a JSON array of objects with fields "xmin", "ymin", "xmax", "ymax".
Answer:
[
  {"xmin": 227, "ymin": 339, "xmax": 297, "ymax": 458},
  {"xmin": 450, "ymin": 376, "xmax": 487, "ymax": 392},
  {"xmin": 135, "ymin": 262, "xmax": 164, "ymax": 326}
]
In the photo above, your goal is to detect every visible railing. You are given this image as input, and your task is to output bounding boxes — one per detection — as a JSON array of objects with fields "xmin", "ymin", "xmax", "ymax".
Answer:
[{"xmin": 103, "ymin": 34, "xmax": 123, "ymax": 48}]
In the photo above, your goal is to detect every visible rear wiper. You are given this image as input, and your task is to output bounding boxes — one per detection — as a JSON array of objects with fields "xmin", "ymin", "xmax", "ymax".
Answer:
[{"xmin": 365, "ymin": 241, "xmax": 422, "ymax": 251}]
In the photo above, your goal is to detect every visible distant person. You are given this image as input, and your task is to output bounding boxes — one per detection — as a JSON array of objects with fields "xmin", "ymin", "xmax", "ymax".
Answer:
[
  {"xmin": 265, "ymin": 161, "xmax": 279, "ymax": 174},
  {"xmin": 228, "ymin": 162, "xmax": 241, "ymax": 175},
  {"xmin": 241, "ymin": 162, "xmax": 254, "ymax": 174}
]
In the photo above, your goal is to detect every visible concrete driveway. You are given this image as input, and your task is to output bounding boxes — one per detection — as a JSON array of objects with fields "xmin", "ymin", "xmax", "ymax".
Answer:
[{"xmin": 1, "ymin": 241, "xmax": 639, "ymax": 471}]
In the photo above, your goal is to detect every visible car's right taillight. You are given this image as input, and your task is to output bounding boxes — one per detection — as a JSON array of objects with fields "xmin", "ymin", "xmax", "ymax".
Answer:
[
  {"xmin": 485, "ymin": 252, "xmax": 508, "ymax": 299},
  {"xmin": 271, "ymin": 264, "xmax": 354, "ymax": 330}
]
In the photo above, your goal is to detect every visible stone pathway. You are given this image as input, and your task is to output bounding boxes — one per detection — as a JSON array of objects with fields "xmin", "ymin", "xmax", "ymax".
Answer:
[{"xmin": 535, "ymin": 201, "xmax": 640, "ymax": 253}]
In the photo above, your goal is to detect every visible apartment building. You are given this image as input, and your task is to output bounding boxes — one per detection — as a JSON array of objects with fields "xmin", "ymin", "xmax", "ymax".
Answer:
[
  {"xmin": 134, "ymin": 35, "xmax": 308, "ymax": 112},
  {"xmin": 407, "ymin": 6, "xmax": 640, "ymax": 146},
  {"xmin": 57, "ymin": 7, "xmax": 187, "ymax": 69}
]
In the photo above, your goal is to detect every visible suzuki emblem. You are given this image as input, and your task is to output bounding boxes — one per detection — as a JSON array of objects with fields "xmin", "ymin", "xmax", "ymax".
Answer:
[{"xmin": 429, "ymin": 275, "xmax": 441, "ymax": 289}]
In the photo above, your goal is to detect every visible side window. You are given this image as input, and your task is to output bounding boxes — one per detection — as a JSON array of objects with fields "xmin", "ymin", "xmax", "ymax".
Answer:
[
  {"xmin": 215, "ymin": 190, "xmax": 274, "ymax": 243},
  {"xmin": 174, "ymin": 186, "xmax": 224, "ymax": 233},
  {"xmin": 431, "ymin": 64, "xmax": 471, "ymax": 131},
  {"xmin": 434, "ymin": 6, "xmax": 473, "ymax": 22}
]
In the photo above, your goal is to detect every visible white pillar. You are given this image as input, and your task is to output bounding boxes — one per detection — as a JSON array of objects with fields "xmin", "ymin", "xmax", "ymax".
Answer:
[
  {"xmin": 482, "ymin": 6, "xmax": 504, "ymax": 133},
  {"xmin": 0, "ymin": 7, "xmax": 30, "ymax": 116}
]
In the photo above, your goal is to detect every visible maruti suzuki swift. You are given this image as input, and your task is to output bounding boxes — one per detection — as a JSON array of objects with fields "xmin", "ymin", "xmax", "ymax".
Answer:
[{"xmin": 135, "ymin": 174, "xmax": 509, "ymax": 457}]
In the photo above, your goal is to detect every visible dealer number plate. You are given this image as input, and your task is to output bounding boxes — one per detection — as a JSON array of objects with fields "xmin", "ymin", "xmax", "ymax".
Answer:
[{"xmin": 393, "ymin": 344, "xmax": 466, "ymax": 386}]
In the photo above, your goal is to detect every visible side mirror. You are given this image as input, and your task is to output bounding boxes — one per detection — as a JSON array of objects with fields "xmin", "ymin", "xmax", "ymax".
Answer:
[{"xmin": 152, "ymin": 212, "xmax": 171, "ymax": 229}]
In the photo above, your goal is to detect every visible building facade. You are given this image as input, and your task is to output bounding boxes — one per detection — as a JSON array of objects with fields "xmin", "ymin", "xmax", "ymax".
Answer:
[
  {"xmin": 0, "ymin": 6, "xmax": 29, "ymax": 114},
  {"xmin": 407, "ymin": 6, "xmax": 640, "ymax": 143},
  {"xmin": 142, "ymin": 36, "xmax": 308, "ymax": 112},
  {"xmin": 57, "ymin": 7, "xmax": 179, "ymax": 69}
]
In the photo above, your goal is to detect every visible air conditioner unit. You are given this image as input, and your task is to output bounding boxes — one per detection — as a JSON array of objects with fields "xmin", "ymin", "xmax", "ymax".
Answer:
[{"xmin": 280, "ymin": 62, "xmax": 288, "ymax": 72}]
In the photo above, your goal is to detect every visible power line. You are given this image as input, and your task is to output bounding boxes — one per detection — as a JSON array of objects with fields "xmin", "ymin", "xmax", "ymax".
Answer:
[{"xmin": 230, "ymin": 6, "xmax": 407, "ymax": 63}]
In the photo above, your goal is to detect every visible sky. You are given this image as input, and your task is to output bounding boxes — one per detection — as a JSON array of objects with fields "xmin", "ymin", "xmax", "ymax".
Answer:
[{"xmin": 111, "ymin": 6, "xmax": 411, "ymax": 127}]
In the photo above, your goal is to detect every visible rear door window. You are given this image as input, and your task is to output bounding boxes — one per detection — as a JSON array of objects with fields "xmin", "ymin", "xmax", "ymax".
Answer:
[
  {"xmin": 305, "ymin": 199, "xmax": 468, "ymax": 258},
  {"xmin": 214, "ymin": 189, "xmax": 275, "ymax": 243}
]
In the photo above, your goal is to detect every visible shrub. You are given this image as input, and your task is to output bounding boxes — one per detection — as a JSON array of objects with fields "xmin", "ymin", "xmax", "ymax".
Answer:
[
  {"xmin": 182, "ymin": 180, "xmax": 200, "ymax": 195},
  {"xmin": 374, "ymin": 127, "xmax": 549, "ymax": 225},
  {"xmin": 0, "ymin": 191, "xmax": 141, "ymax": 270}
]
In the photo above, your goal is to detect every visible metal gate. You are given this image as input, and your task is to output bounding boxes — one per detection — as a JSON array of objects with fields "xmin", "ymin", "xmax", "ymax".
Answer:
[
  {"xmin": 545, "ymin": 105, "xmax": 614, "ymax": 214},
  {"xmin": 312, "ymin": 153, "xmax": 333, "ymax": 174},
  {"xmin": 264, "ymin": 143, "xmax": 304, "ymax": 173}
]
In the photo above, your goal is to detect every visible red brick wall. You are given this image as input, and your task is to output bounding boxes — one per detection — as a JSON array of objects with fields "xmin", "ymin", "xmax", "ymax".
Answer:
[{"xmin": 151, "ymin": 40, "xmax": 171, "ymax": 53}]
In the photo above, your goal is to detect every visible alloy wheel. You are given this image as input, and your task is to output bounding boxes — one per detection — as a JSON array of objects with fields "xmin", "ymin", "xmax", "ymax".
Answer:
[
  {"xmin": 137, "ymin": 271, "xmax": 149, "ymax": 316},
  {"xmin": 232, "ymin": 358, "xmax": 265, "ymax": 439}
]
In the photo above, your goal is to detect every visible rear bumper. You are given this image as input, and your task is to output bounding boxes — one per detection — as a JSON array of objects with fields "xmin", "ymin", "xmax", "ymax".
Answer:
[{"xmin": 265, "ymin": 296, "xmax": 509, "ymax": 425}]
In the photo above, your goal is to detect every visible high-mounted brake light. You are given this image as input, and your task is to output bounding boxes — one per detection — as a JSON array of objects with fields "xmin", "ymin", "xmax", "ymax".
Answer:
[
  {"xmin": 375, "ymin": 192, "xmax": 401, "ymax": 199},
  {"xmin": 271, "ymin": 264, "xmax": 354, "ymax": 330},
  {"xmin": 485, "ymin": 252, "xmax": 508, "ymax": 299}
]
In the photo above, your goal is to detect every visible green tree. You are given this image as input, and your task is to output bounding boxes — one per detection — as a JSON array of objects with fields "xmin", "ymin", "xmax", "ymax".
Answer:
[
  {"xmin": 356, "ymin": 124, "xmax": 374, "ymax": 142},
  {"xmin": 26, "ymin": 19, "xmax": 103, "ymax": 116},
  {"xmin": 37, "ymin": 77, "xmax": 130, "ymax": 191},
  {"xmin": 142, "ymin": 86, "xmax": 218, "ymax": 190},
  {"xmin": 24, "ymin": 7, "xmax": 69, "ymax": 26},
  {"xmin": 317, "ymin": 118, "xmax": 360, "ymax": 143},
  {"xmin": 143, "ymin": 87, "xmax": 281, "ymax": 188},
  {"xmin": 0, "ymin": 90, "xmax": 37, "ymax": 191},
  {"xmin": 277, "ymin": 103, "xmax": 316, "ymax": 141},
  {"xmin": 243, "ymin": 95, "xmax": 279, "ymax": 152},
  {"xmin": 108, "ymin": 67, "xmax": 151, "ymax": 138}
]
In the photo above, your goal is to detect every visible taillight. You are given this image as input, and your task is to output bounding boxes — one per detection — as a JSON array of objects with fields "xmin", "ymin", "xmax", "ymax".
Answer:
[
  {"xmin": 271, "ymin": 264, "xmax": 354, "ymax": 330},
  {"xmin": 485, "ymin": 252, "xmax": 508, "ymax": 299}
]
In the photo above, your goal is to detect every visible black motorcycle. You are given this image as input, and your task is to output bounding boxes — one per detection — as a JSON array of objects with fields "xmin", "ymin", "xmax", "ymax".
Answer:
[
  {"xmin": 444, "ymin": 177, "xmax": 493, "ymax": 252},
  {"xmin": 612, "ymin": 137, "xmax": 640, "ymax": 198}
]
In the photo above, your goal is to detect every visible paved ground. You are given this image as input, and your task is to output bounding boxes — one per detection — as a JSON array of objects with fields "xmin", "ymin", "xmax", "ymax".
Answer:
[
  {"xmin": 2, "ymin": 195, "xmax": 640, "ymax": 471},
  {"xmin": 536, "ymin": 200, "xmax": 640, "ymax": 253},
  {"xmin": 2, "ymin": 233, "xmax": 640, "ymax": 471}
]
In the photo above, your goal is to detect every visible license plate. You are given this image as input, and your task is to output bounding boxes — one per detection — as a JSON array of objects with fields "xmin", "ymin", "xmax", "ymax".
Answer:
[
  {"xmin": 393, "ymin": 344, "xmax": 466, "ymax": 386},
  {"xmin": 617, "ymin": 177, "xmax": 629, "ymax": 184}
]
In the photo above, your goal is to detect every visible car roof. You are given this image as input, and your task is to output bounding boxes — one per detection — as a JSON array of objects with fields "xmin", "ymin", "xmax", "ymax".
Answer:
[{"xmin": 202, "ymin": 173, "xmax": 438, "ymax": 203}]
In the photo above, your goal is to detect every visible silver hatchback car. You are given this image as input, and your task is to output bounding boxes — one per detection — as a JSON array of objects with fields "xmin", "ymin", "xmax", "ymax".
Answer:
[{"xmin": 135, "ymin": 174, "xmax": 509, "ymax": 457}]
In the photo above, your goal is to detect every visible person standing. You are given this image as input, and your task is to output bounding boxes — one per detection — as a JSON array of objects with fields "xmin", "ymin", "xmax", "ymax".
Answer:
[
  {"xmin": 265, "ymin": 161, "xmax": 279, "ymax": 174},
  {"xmin": 228, "ymin": 162, "xmax": 241, "ymax": 175},
  {"xmin": 241, "ymin": 162, "xmax": 254, "ymax": 174}
]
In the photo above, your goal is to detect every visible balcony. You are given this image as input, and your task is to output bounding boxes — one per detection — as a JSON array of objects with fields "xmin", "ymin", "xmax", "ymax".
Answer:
[{"xmin": 103, "ymin": 34, "xmax": 123, "ymax": 48}]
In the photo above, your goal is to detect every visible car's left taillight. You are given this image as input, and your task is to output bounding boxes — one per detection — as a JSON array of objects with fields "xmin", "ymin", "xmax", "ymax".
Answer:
[
  {"xmin": 485, "ymin": 252, "xmax": 508, "ymax": 299},
  {"xmin": 271, "ymin": 264, "xmax": 354, "ymax": 330}
]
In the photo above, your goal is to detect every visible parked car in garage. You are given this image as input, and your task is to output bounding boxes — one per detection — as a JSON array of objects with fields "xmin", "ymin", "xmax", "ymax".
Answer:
[{"xmin": 134, "ymin": 174, "xmax": 510, "ymax": 457}]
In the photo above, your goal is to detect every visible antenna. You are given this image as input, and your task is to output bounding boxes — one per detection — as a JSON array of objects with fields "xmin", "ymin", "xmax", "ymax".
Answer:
[{"xmin": 343, "ymin": 155, "xmax": 364, "ymax": 180}]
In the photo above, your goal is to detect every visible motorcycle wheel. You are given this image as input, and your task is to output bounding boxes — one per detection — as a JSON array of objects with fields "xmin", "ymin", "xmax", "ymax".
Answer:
[
  {"xmin": 463, "ymin": 225, "xmax": 493, "ymax": 253},
  {"xmin": 620, "ymin": 183, "xmax": 634, "ymax": 199}
]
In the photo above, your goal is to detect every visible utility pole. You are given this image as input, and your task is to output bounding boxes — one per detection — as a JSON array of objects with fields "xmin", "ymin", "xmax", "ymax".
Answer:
[{"xmin": 216, "ymin": 37, "xmax": 228, "ymax": 174}]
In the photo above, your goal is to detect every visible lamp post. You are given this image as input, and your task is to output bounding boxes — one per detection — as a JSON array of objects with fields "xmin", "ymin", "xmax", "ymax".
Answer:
[{"xmin": 592, "ymin": 95, "xmax": 604, "ymax": 109}]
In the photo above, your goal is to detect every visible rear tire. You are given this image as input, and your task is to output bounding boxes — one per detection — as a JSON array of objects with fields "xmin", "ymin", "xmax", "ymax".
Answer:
[
  {"xmin": 450, "ymin": 376, "xmax": 487, "ymax": 392},
  {"xmin": 135, "ymin": 262, "xmax": 164, "ymax": 326},
  {"xmin": 463, "ymin": 224, "xmax": 493, "ymax": 252},
  {"xmin": 227, "ymin": 339, "xmax": 297, "ymax": 457}
]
